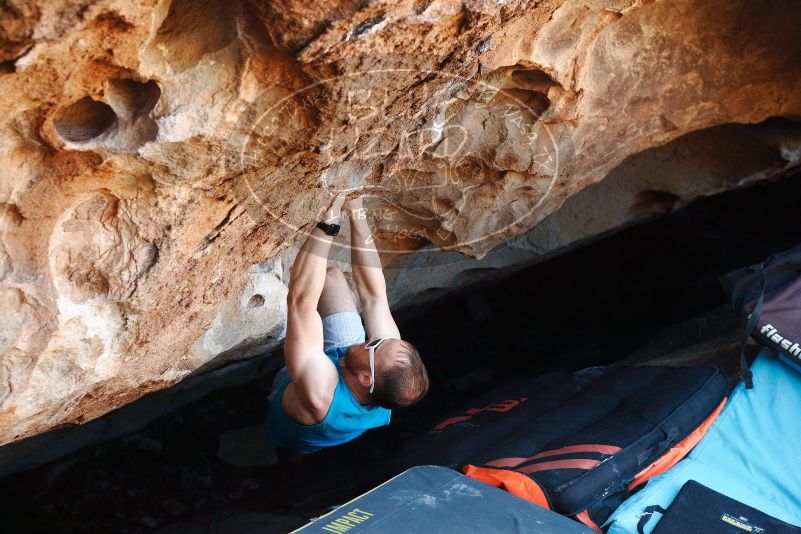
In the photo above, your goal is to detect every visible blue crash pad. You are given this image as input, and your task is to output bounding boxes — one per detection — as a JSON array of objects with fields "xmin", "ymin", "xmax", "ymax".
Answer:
[
  {"xmin": 606, "ymin": 352, "xmax": 801, "ymax": 533},
  {"xmin": 292, "ymin": 465, "xmax": 594, "ymax": 533}
]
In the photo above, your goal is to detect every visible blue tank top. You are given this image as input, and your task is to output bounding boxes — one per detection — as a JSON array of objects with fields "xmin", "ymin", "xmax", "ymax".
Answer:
[{"xmin": 265, "ymin": 346, "xmax": 392, "ymax": 453}]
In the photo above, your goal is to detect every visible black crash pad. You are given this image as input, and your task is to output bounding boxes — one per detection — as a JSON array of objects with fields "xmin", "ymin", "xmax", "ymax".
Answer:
[{"xmin": 292, "ymin": 465, "xmax": 594, "ymax": 533}]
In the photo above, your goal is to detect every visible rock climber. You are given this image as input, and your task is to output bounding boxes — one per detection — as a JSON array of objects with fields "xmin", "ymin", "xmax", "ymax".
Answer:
[{"xmin": 265, "ymin": 195, "xmax": 429, "ymax": 456}]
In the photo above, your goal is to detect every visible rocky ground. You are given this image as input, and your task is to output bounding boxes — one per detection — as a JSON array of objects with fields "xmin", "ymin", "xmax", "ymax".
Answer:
[{"xmin": 0, "ymin": 175, "xmax": 798, "ymax": 533}]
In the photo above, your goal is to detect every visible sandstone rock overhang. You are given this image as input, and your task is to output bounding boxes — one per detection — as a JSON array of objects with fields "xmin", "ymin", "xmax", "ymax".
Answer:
[{"xmin": 1, "ymin": 0, "xmax": 801, "ymax": 445}]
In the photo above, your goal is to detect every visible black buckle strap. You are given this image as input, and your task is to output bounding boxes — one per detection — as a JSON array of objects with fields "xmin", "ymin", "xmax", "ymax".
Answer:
[
  {"xmin": 636, "ymin": 504, "xmax": 667, "ymax": 534},
  {"xmin": 739, "ymin": 263, "xmax": 766, "ymax": 389}
]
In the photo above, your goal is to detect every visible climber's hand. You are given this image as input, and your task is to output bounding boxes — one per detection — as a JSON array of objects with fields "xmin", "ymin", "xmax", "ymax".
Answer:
[{"xmin": 323, "ymin": 194, "xmax": 347, "ymax": 224}]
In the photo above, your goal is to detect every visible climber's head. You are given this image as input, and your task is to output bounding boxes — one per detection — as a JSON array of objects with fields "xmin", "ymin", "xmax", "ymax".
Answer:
[{"xmin": 345, "ymin": 338, "xmax": 429, "ymax": 409}]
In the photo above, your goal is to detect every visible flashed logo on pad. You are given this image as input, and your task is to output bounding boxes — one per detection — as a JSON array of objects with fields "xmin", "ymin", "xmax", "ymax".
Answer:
[{"xmin": 761, "ymin": 324, "xmax": 801, "ymax": 359}]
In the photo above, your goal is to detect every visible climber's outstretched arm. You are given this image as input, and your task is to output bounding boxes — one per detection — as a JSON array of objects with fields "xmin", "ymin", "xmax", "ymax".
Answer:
[
  {"xmin": 284, "ymin": 197, "xmax": 344, "ymax": 409},
  {"xmin": 346, "ymin": 197, "xmax": 401, "ymax": 340}
]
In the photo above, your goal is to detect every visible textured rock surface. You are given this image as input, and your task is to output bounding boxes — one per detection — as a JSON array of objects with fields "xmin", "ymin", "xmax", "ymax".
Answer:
[{"xmin": 1, "ymin": 0, "xmax": 801, "ymax": 444}]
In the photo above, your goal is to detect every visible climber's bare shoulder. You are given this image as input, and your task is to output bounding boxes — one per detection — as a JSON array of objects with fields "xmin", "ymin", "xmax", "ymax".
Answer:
[
  {"xmin": 281, "ymin": 375, "xmax": 336, "ymax": 425},
  {"xmin": 281, "ymin": 343, "xmax": 337, "ymax": 425}
]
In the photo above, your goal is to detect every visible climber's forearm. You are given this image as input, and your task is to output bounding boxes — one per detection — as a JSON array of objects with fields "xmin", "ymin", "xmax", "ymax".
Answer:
[
  {"xmin": 346, "ymin": 198, "xmax": 400, "ymax": 339},
  {"xmin": 287, "ymin": 228, "xmax": 334, "ymax": 311},
  {"xmin": 288, "ymin": 197, "xmax": 344, "ymax": 310},
  {"xmin": 347, "ymin": 199, "xmax": 388, "ymax": 303}
]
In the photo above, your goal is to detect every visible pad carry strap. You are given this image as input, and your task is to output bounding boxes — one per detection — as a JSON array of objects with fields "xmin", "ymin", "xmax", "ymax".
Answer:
[
  {"xmin": 739, "ymin": 262, "xmax": 766, "ymax": 389},
  {"xmin": 636, "ymin": 504, "xmax": 667, "ymax": 534}
]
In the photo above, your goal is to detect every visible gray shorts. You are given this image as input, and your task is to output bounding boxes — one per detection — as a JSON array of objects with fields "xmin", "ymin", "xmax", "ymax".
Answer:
[
  {"xmin": 321, "ymin": 311, "xmax": 367, "ymax": 350},
  {"xmin": 269, "ymin": 311, "xmax": 365, "ymax": 400}
]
